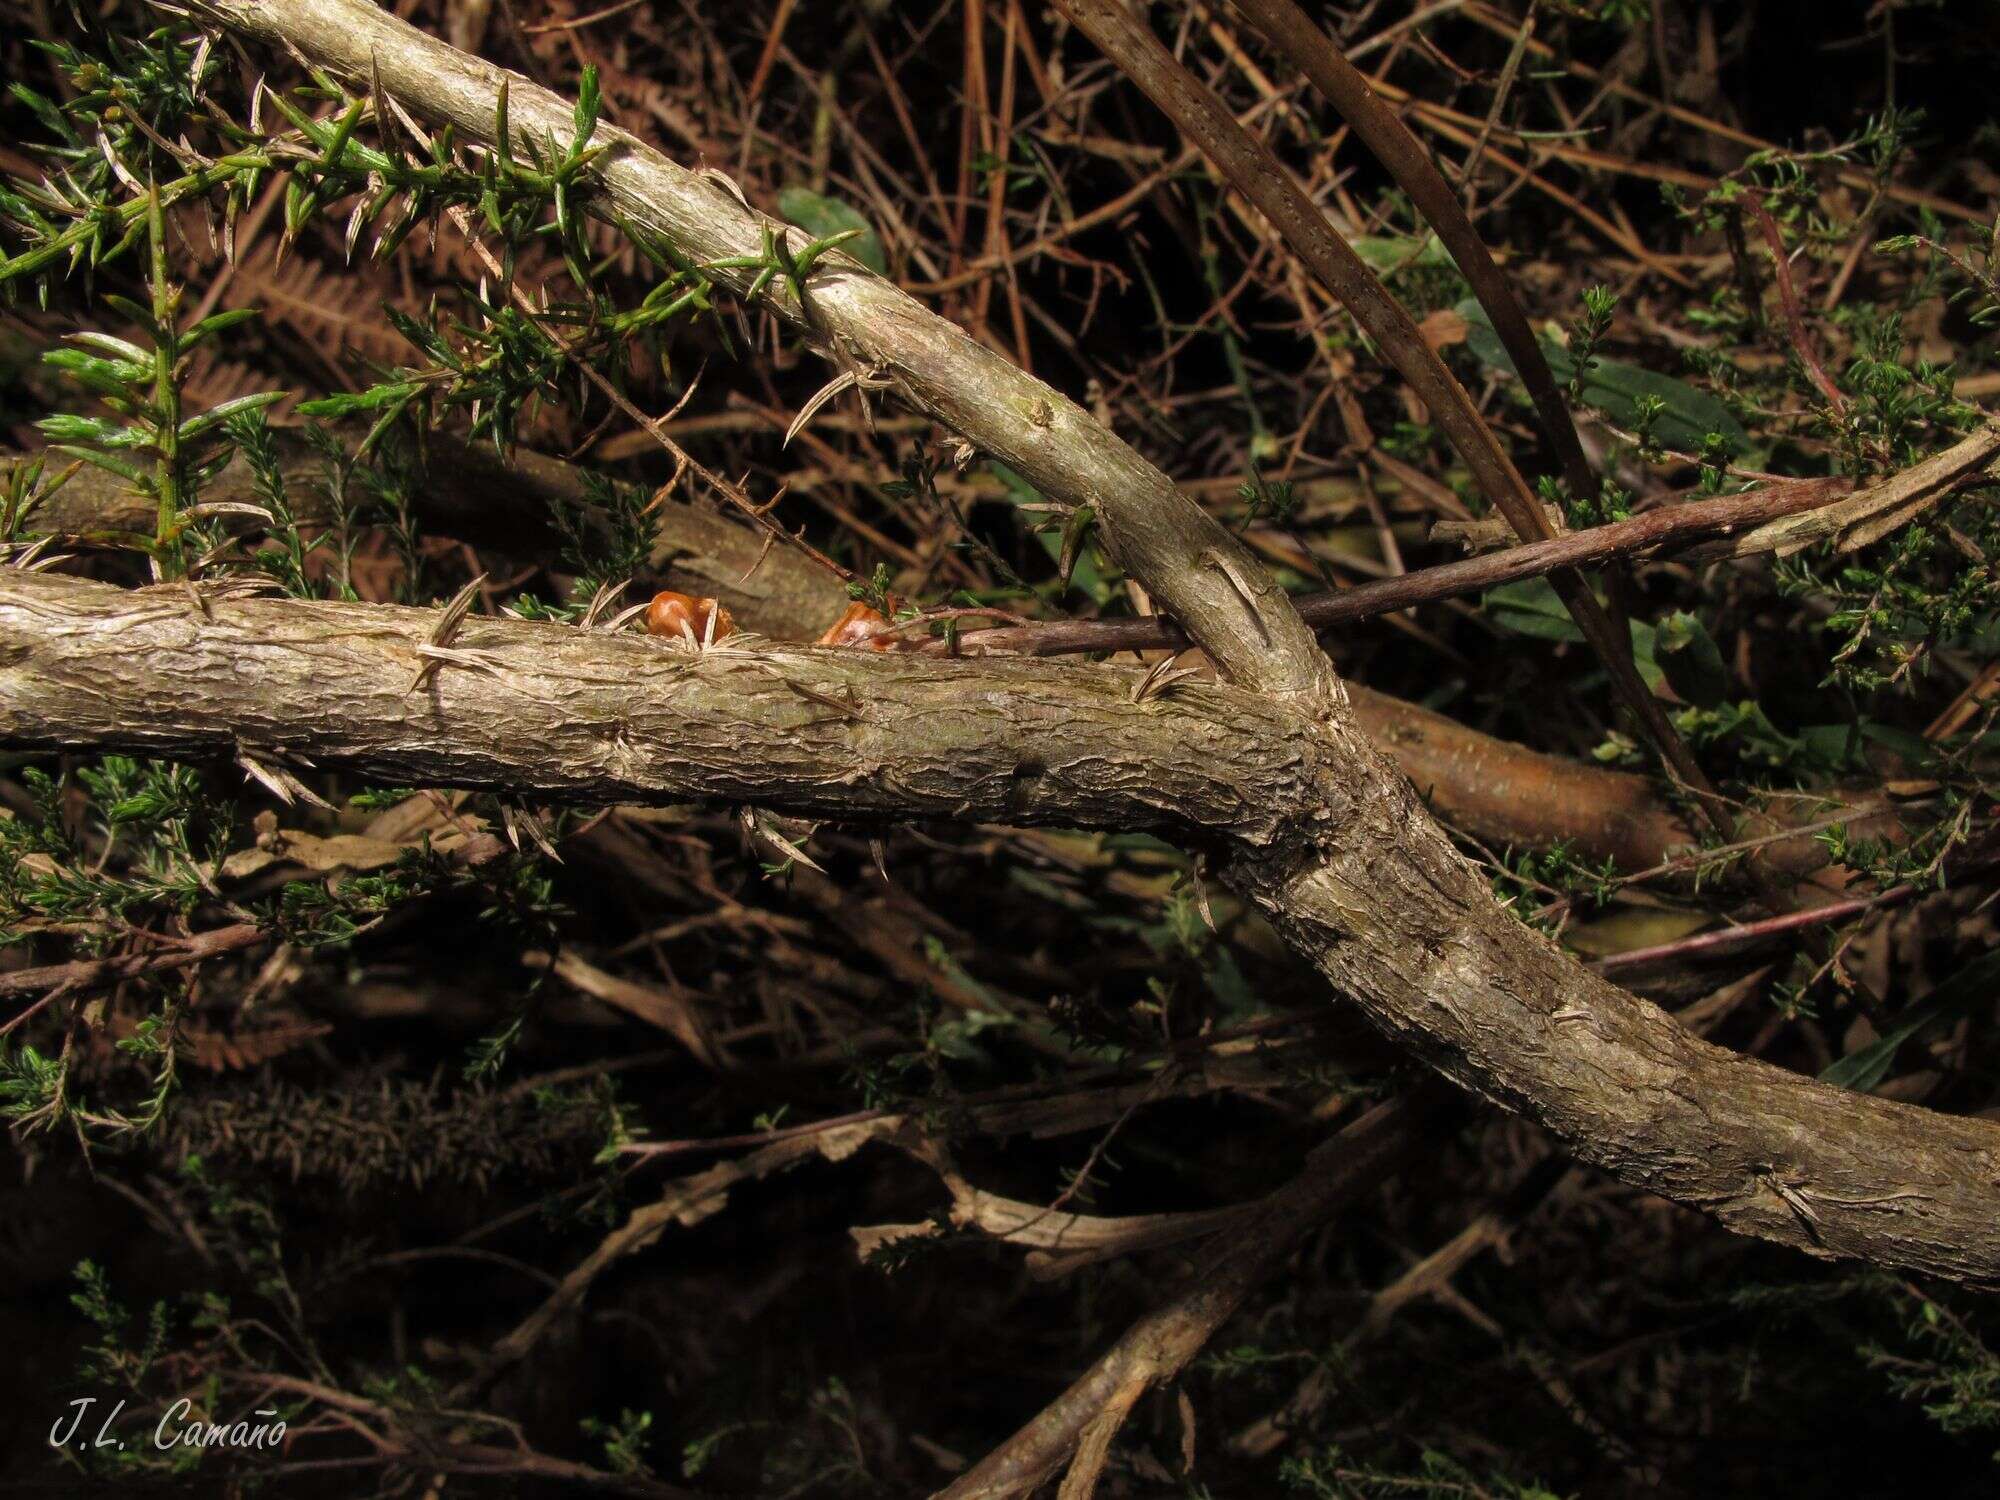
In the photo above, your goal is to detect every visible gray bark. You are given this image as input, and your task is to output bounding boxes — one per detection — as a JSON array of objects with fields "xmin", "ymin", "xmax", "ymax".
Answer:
[
  {"xmin": 17, "ymin": 0, "xmax": 1989, "ymax": 1284},
  {"xmin": 0, "ymin": 571, "xmax": 1320, "ymax": 846},
  {"xmin": 5, "ymin": 566, "xmax": 1998, "ymax": 1283}
]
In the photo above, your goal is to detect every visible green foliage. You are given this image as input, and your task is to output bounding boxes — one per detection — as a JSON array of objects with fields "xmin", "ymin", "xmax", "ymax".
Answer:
[
  {"xmin": 1865, "ymin": 1289, "xmax": 2000, "ymax": 1445},
  {"xmin": 1282, "ymin": 1445, "xmax": 1567, "ymax": 1499},
  {"xmin": 550, "ymin": 471, "xmax": 663, "ymax": 611},
  {"xmin": 1352, "ymin": 226, "xmax": 1471, "ymax": 315},
  {"xmin": 579, "ymin": 1407, "xmax": 658, "ymax": 1479},
  {"xmin": 36, "ymin": 280, "xmax": 282, "ymax": 573},
  {"xmin": 0, "ymin": 758, "xmax": 233, "ymax": 938},
  {"xmin": 1489, "ymin": 839, "xmax": 1621, "ymax": 933},
  {"xmin": 1775, "ymin": 486, "xmax": 2000, "ymax": 694},
  {"xmin": 1879, "ymin": 211, "xmax": 2000, "ymax": 329},
  {"xmin": 1821, "ymin": 949, "xmax": 2000, "ymax": 1092},
  {"xmin": 777, "ymin": 186, "xmax": 887, "ymax": 275},
  {"xmin": 1457, "ymin": 295, "xmax": 1750, "ymax": 455}
]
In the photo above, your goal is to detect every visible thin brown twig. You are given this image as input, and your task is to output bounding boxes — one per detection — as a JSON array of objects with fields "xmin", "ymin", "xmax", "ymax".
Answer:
[
  {"xmin": 1589, "ymin": 880, "xmax": 1943, "ymax": 976},
  {"xmin": 1747, "ymin": 192, "xmax": 1848, "ymax": 415},
  {"xmin": 920, "ymin": 475, "xmax": 1853, "ymax": 658},
  {"xmin": 0, "ymin": 922, "xmax": 263, "ymax": 1003},
  {"xmin": 935, "ymin": 1089, "xmax": 1449, "ymax": 1499},
  {"xmin": 1050, "ymin": 0, "xmax": 1732, "ymax": 837}
]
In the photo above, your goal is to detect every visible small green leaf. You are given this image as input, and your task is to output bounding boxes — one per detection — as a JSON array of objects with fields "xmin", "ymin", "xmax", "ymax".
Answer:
[
  {"xmin": 37, "ymin": 412, "xmax": 145, "ymax": 448},
  {"xmin": 1351, "ymin": 233, "xmax": 1458, "ymax": 276},
  {"xmin": 775, "ymin": 188, "xmax": 886, "ymax": 275},
  {"xmin": 1456, "ymin": 298, "xmax": 1750, "ymax": 455},
  {"xmin": 65, "ymin": 330, "xmax": 152, "ymax": 364},
  {"xmin": 52, "ymin": 446, "xmax": 152, "ymax": 486},
  {"xmin": 572, "ymin": 64, "xmax": 602, "ymax": 147},
  {"xmin": 42, "ymin": 348, "xmax": 150, "ymax": 398},
  {"xmin": 182, "ymin": 307, "xmax": 262, "ymax": 348},
  {"xmin": 1627, "ymin": 618, "xmax": 1666, "ymax": 693},
  {"xmin": 1482, "ymin": 577, "xmax": 1584, "ymax": 642},
  {"xmin": 178, "ymin": 390, "xmax": 287, "ymax": 443},
  {"xmin": 297, "ymin": 381, "xmax": 422, "ymax": 418},
  {"xmin": 1820, "ymin": 950, "xmax": 2000, "ymax": 1093},
  {"xmin": 1654, "ymin": 610, "xmax": 1729, "ymax": 706}
]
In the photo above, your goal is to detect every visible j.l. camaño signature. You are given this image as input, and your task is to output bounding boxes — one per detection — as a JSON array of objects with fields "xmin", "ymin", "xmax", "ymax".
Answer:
[{"xmin": 49, "ymin": 1395, "xmax": 286, "ymax": 1453}]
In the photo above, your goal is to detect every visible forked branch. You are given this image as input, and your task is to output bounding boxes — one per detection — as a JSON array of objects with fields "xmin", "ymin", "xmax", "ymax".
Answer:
[
  {"xmin": 6, "ymin": 566, "xmax": 2000, "ymax": 1290},
  {"xmin": 27, "ymin": 0, "xmax": 1993, "ymax": 1290}
]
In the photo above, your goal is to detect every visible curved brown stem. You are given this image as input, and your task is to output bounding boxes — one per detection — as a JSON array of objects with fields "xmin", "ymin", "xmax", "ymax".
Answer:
[
  {"xmin": 6, "ymin": 568, "xmax": 1999, "ymax": 1287},
  {"xmin": 926, "ymin": 476, "xmax": 1852, "ymax": 658},
  {"xmin": 1049, "ymin": 0, "xmax": 1734, "ymax": 837},
  {"xmin": 1225, "ymin": 0, "xmax": 1600, "ymax": 507}
]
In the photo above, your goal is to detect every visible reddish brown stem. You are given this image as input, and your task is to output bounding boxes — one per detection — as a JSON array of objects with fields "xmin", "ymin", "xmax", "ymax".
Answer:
[
  {"xmin": 1748, "ymin": 194, "xmax": 1848, "ymax": 415},
  {"xmin": 923, "ymin": 477, "xmax": 1852, "ymax": 659},
  {"xmin": 1050, "ymin": 0, "xmax": 1733, "ymax": 835},
  {"xmin": 1225, "ymin": 0, "xmax": 1599, "ymax": 507},
  {"xmin": 1593, "ymin": 885, "xmax": 1916, "ymax": 975}
]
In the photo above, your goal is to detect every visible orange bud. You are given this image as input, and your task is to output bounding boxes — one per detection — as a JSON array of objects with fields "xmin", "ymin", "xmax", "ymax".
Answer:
[
  {"xmin": 816, "ymin": 601, "xmax": 898, "ymax": 650},
  {"xmin": 645, "ymin": 590, "xmax": 735, "ymax": 643}
]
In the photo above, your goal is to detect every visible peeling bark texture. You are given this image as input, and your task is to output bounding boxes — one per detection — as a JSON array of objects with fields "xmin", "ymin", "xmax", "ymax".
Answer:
[
  {"xmin": 1226, "ymin": 723, "xmax": 2000, "ymax": 1284},
  {"xmin": 0, "ymin": 571, "xmax": 1323, "ymax": 847},
  {"xmin": 59, "ymin": 0, "xmax": 2000, "ymax": 1285},
  {"xmin": 19, "ymin": 439, "xmax": 1875, "ymax": 888},
  {"xmin": 7, "ymin": 568, "xmax": 2000, "ymax": 1283},
  {"xmin": 184, "ymin": 0, "xmax": 1334, "ymax": 710}
]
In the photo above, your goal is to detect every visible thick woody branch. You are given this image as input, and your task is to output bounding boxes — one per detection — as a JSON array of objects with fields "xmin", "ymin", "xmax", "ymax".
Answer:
[
  {"xmin": 184, "ymin": 0, "xmax": 1331, "ymax": 708},
  {"xmin": 0, "ymin": 570, "xmax": 1322, "ymax": 847},
  {"xmin": 74, "ymin": 2, "xmax": 2000, "ymax": 1295},
  {"xmin": 18, "ymin": 443, "xmax": 1875, "ymax": 888},
  {"xmin": 6, "ymin": 567, "xmax": 2000, "ymax": 1286}
]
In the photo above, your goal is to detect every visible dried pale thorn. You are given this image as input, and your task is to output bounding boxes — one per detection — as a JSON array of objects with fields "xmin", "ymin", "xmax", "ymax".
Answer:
[
  {"xmin": 4, "ymin": 536, "xmax": 73, "ymax": 573},
  {"xmin": 785, "ymin": 368, "xmax": 881, "ymax": 448},
  {"xmin": 1130, "ymin": 655, "xmax": 1202, "ymax": 704},
  {"xmin": 1188, "ymin": 853, "xmax": 1217, "ymax": 932},
  {"xmin": 501, "ymin": 803, "xmax": 561, "ymax": 862},
  {"xmin": 184, "ymin": 501, "xmax": 278, "ymax": 524},
  {"xmin": 408, "ymin": 573, "xmax": 487, "ymax": 692},
  {"xmin": 757, "ymin": 663, "xmax": 863, "ymax": 721},
  {"xmin": 411, "ymin": 643, "xmax": 513, "ymax": 684},
  {"xmin": 740, "ymin": 807, "xmax": 826, "ymax": 874},
  {"xmin": 695, "ymin": 165, "xmax": 754, "ymax": 213},
  {"xmin": 602, "ymin": 598, "xmax": 654, "ymax": 634},
  {"xmin": 237, "ymin": 749, "xmax": 335, "ymax": 812},
  {"xmin": 1762, "ymin": 1169, "xmax": 1824, "ymax": 1227},
  {"xmin": 577, "ymin": 577, "xmax": 630, "ymax": 631},
  {"xmin": 429, "ymin": 573, "xmax": 486, "ymax": 647}
]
